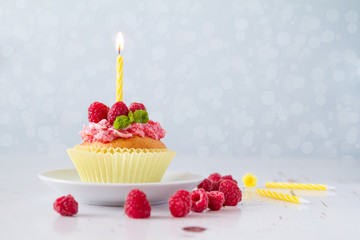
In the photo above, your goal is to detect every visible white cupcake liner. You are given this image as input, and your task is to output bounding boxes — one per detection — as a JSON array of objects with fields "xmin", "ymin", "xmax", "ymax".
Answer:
[{"xmin": 67, "ymin": 146, "xmax": 176, "ymax": 183}]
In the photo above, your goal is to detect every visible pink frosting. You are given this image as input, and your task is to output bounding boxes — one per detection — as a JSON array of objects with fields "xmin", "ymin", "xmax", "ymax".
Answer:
[{"xmin": 79, "ymin": 119, "xmax": 166, "ymax": 143}]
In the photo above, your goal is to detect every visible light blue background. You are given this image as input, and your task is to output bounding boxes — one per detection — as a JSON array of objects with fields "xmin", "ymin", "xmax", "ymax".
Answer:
[{"xmin": 1, "ymin": 0, "xmax": 359, "ymax": 161}]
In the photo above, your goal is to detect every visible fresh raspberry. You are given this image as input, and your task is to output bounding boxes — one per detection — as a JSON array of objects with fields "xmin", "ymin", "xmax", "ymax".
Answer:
[
  {"xmin": 208, "ymin": 173, "xmax": 222, "ymax": 191},
  {"xmin": 208, "ymin": 172, "xmax": 222, "ymax": 182},
  {"xmin": 53, "ymin": 194, "xmax": 78, "ymax": 216},
  {"xmin": 107, "ymin": 101, "xmax": 129, "ymax": 125},
  {"xmin": 129, "ymin": 102, "xmax": 146, "ymax": 112},
  {"xmin": 207, "ymin": 191, "xmax": 225, "ymax": 211},
  {"xmin": 168, "ymin": 190, "xmax": 191, "ymax": 217},
  {"xmin": 197, "ymin": 178, "xmax": 213, "ymax": 192},
  {"xmin": 219, "ymin": 179, "xmax": 242, "ymax": 206},
  {"xmin": 221, "ymin": 175, "xmax": 238, "ymax": 185},
  {"xmin": 125, "ymin": 189, "xmax": 151, "ymax": 218},
  {"xmin": 190, "ymin": 189, "xmax": 208, "ymax": 212},
  {"xmin": 88, "ymin": 102, "xmax": 109, "ymax": 123}
]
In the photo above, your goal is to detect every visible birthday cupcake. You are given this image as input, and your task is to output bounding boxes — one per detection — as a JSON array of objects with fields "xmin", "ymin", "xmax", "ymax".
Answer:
[{"xmin": 67, "ymin": 101, "xmax": 176, "ymax": 183}]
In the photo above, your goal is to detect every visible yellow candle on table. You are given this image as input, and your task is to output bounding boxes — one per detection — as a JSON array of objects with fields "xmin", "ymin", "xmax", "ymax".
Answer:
[
  {"xmin": 265, "ymin": 182, "xmax": 335, "ymax": 190},
  {"xmin": 115, "ymin": 32, "xmax": 124, "ymax": 102},
  {"xmin": 256, "ymin": 189, "xmax": 309, "ymax": 204}
]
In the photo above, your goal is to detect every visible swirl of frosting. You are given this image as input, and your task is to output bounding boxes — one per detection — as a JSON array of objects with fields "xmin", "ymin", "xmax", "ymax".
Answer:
[{"xmin": 79, "ymin": 119, "xmax": 166, "ymax": 143}]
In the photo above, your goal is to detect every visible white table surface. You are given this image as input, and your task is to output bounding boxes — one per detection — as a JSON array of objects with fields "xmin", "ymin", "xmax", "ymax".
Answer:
[{"xmin": 1, "ymin": 153, "xmax": 360, "ymax": 240}]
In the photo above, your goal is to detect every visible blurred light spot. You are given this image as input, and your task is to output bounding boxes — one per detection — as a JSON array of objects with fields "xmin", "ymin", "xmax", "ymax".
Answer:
[
  {"xmin": 0, "ymin": 134, "xmax": 13, "ymax": 147},
  {"xmin": 326, "ymin": 9, "xmax": 340, "ymax": 22},
  {"xmin": 276, "ymin": 32, "xmax": 291, "ymax": 46}
]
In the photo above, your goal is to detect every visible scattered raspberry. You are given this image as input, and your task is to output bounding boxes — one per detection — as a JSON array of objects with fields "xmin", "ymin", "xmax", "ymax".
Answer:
[
  {"xmin": 108, "ymin": 101, "xmax": 129, "ymax": 125},
  {"xmin": 197, "ymin": 178, "xmax": 213, "ymax": 192},
  {"xmin": 129, "ymin": 102, "xmax": 146, "ymax": 112},
  {"xmin": 125, "ymin": 189, "xmax": 151, "ymax": 218},
  {"xmin": 88, "ymin": 102, "xmax": 109, "ymax": 123},
  {"xmin": 168, "ymin": 190, "xmax": 191, "ymax": 217},
  {"xmin": 190, "ymin": 189, "xmax": 208, "ymax": 212},
  {"xmin": 53, "ymin": 194, "xmax": 78, "ymax": 216},
  {"xmin": 208, "ymin": 172, "xmax": 222, "ymax": 182},
  {"xmin": 219, "ymin": 179, "xmax": 242, "ymax": 206},
  {"xmin": 221, "ymin": 175, "xmax": 238, "ymax": 185},
  {"xmin": 208, "ymin": 173, "xmax": 222, "ymax": 191},
  {"xmin": 207, "ymin": 191, "xmax": 225, "ymax": 211}
]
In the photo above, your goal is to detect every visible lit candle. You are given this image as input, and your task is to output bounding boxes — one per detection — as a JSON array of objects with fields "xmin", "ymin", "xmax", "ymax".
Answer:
[
  {"xmin": 256, "ymin": 189, "xmax": 309, "ymax": 204},
  {"xmin": 115, "ymin": 32, "xmax": 125, "ymax": 102},
  {"xmin": 265, "ymin": 182, "xmax": 335, "ymax": 190}
]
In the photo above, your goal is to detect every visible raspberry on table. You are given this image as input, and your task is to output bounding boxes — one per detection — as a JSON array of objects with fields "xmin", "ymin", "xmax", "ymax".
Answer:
[
  {"xmin": 108, "ymin": 101, "xmax": 129, "ymax": 125},
  {"xmin": 53, "ymin": 194, "xmax": 78, "ymax": 216},
  {"xmin": 208, "ymin": 173, "xmax": 222, "ymax": 182},
  {"xmin": 219, "ymin": 179, "xmax": 242, "ymax": 206},
  {"xmin": 221, "ymin": 175, "xmax": 238, "ymax": 185},
  {"xmin": 129, "ymin": 102, "xmax": 146, "ymax": 112},
  {"xmin": 197, "ymin": 178, "xmax": 213, "ymax": 192},
  {"xmin": 88, "ymin": 102, "xmax": 110, "ymax": 123},
  {"xmin": 208, "ymin": 173, "xmax": 222, "ymax": 191},
  {"xmin": 190, "ymin": 189, "xmax": 208, "ymax": 212},
  {"xmin": 168, "ymin": 190, "xmax": 191, "ymax": 217},
  {"xmin": 125, "ymin": 189, "xmax": 151, "ymax": 219},
  {"xmin": 207, "ymin": 191, "xmax": 225, "ymax": 211}
]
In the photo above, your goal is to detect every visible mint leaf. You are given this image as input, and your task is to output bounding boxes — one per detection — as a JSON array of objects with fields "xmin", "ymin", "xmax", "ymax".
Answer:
[
  {"xmin": 113, "ymin": 115, "xmax": 131, "ymax": 129},
  {"xmin": 133, "ymin": 110, "xmax": 149, "ymax": 124},
  {"xmin": 128, "ymin": 111, "xmax": 134, "ymax": 123}
]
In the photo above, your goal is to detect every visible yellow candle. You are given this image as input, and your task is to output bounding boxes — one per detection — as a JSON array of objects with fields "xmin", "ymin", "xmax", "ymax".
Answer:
[
  {"xmin": 265, "ymin": 182, "xmax": 334, "ymax": 190},
  {"xmin": 115, "ymin": 32, "xmax": 124, "ymax": 102},
  {"xmin": 256, "ymin": 189, "xmax": 309, "ymax": 204}
]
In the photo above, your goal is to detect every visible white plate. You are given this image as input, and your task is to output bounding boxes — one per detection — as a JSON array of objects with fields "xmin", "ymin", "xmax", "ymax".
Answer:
[{"xmin": 38, "ymin": 169, "xmax": 203, "ymax": 206}]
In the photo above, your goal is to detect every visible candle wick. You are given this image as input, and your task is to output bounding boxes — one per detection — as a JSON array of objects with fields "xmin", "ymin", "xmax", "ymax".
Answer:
[{"xmin": 118, "ymin": 48, "xmax": 121, "ymax": 55}]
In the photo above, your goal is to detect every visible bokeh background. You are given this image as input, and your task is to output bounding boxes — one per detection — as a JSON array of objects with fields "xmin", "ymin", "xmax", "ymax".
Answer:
[{"xmin": 1, "ymin": 0, "xmax": 359, "ymax": 161}]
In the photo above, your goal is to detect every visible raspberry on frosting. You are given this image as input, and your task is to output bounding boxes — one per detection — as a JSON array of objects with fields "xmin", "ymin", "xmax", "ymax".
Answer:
[
  {"xmin": 108, "ymin": 101, "xmax": 129, "ymax": 125},
  {"xmin": 129, "ymin": 102, "xmax": 146, "ymax": 112},
  {"xmin": 80, "ymin": 100, "xmax": 167, "ymax": 143},
  {"xmin": 88, "ymin": 102, "xmax": 109, "ymax": 123}
]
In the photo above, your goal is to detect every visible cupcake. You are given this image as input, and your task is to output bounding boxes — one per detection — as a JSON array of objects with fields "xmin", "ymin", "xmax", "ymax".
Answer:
[{"xmin": 67, "ymin": 101, "xmax": 176, "ymax": 183}]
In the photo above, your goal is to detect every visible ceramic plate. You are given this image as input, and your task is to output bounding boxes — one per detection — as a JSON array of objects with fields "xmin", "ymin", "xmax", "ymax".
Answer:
[{"xmin": 38, "ymin": 169, "xmax": 203, "ymax": 206}]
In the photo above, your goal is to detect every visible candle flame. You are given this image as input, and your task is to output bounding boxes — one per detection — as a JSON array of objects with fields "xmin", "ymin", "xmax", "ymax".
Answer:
[{"xmin": 116, "ymin": 32, "xmax": 124, "ymax": 54}]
